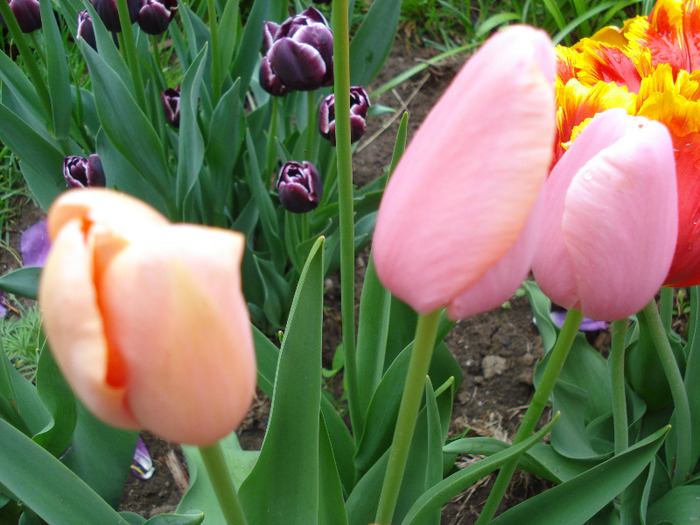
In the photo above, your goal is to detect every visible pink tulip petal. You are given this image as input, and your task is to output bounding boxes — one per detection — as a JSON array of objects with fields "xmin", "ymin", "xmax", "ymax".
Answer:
[
  {"xmin": 39, "ymin": 218, "xmax": 138, "ymax": 429},
  {"xmin": 99, "ymin": 225, "xmax": 256, "ymax": 446},
  {"xmin": 373, "ymin": 26, "xmax": 555, "ymax": 315}
]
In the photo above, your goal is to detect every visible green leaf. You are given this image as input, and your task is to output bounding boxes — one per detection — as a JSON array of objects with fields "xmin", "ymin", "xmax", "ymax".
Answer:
[
  {"xmin": 216, "ymin": 0, "xmax": 240, "ymax": 75},
  {"xmin": 647, "ymin": 485, "xmax": 700, "ymax": 525},
  {"xmin": 0, "ymin": 267, "xmax": 41, "ymax": 299},
  {"xmin": 349, "ymin": 0, "xmax": 401, "ymax": 86},
  {"xmin": 230, "ymin": 0, "xmax": 268, "ymax": 96},
  {"xmin": 41, "ymin": 0, "xmax": 71, "ymax": 141},
  {"xmin": 0, "ymin": 48, "xmax": 44, "ymax": 125},
  {"xmin": 491, "ymin": 426, "xmax": 669, "ymax": 525},
  {"xmin": 143, "ymin": 512, "xmax": 205, "ymax": 525},
  {"xmin": 239, "ymin": 237, "xmax": 325, "ymax": 524},
  {"xmin": 0, "ymin": 418, "xmax": 129, "ymax": 524},
  {"xmin": 251, "ymin": 325, "xmax": 279, "ymax": 397},
  {"xmin": 522, "ymin": 280, "xmax": 558, "ymax": 352},
  {"xmin": 205, "ymin": 80, "xmax": 242, "ymax": 196},
  {"xmin": 318, "ymin": 416, "xmax": 349, "ymax": 525},
  {"xmin": 0, "ymin": 347, "xmax": 50, "ymax": 436}
]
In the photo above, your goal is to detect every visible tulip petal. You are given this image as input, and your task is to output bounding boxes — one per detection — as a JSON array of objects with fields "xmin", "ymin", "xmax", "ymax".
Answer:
[
  {"xmin": 39, "ymin": 218, "xmax": 138, "ymax": 429},
  {"xmin": 269, "ymin": 38, "xmax": 327, "ymax": 90},
  {"xmin": 98, "ymin": 225, "xmax": 256, "ymax": 445},
  {"xmin": 373, "ymin": 26, "xmax": 556, "ymax": 315}
]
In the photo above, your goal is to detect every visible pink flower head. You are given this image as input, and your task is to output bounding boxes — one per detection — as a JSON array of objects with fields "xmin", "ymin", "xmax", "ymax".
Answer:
[
  {"xmin": 533, "ymin": 108, "xmax": 678, "ymax": 321},
  {"xmin": 373, "ymin": 26, "xmax": 556, "ymax": 319}
]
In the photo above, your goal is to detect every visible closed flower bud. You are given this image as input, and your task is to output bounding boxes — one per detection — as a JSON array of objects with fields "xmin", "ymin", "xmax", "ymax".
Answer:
[
  {"xmin": 277, "ymin": 161, "xmax": 322, "ymax": 213},
  {"xmin": 161, "ymin": 86, "xmax": 180, "ymax": 128},
  {"xmin": 319, "ymin": 86, "xmax": 370, "ymax": 145},
  {"xmin": 137, "ymin": 0, "xmax": 174, "ymax": 35},
  {"xmin": 91, "ymin": 0, "xmax": 140, "ymax": 32},
  {"xmin": 76, "ymin": 10, "xmax": 96, "ymax": 50},
  {"xmin": 63, "ymin": 154, "xmax": 106, "ymax": 188},
  {"xmin": 39, "ymin": 189, "xmax": 257, "ymax": 446},
  {"xmin": 260, "ymin": 6, "xmax": 333, "ymax": 93},
  {"xmin": 3, "ymin": 0, "xmax": 41, "ymax": 32}
]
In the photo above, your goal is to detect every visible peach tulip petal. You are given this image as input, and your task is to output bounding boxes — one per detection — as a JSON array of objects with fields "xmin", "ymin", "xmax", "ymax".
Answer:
[
  {"xmin": 373, "ymin": 26, "xmax": 556, "ymax": 316},
  {"xmin": 98, "ymin": 225, "xmax": 255, "ymax": 445},
  {"xmin": 39, "ymin": 218, "xmax": 138, "ymax": 429}
]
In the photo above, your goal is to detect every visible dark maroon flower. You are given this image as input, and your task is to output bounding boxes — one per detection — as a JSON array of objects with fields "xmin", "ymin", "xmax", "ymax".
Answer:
[
  {"xmin": 91, "ymin": 0, "xmax": 140, "ymax": 32},
  {"xmin": 63, "ymin": 154, "xmax": 106, "ymax": 188},
  {"xmin": 3, "ymin": 0, "xmax": 41, "ymax": 33},
  {"xmin": 137, "ymin": 0, "xmax": 174, "ymax": 35},
  {"xmin": 76, "ymin": 10, "xmax": 96, "ymax": 50},
  {"xmin": 260, "ymin": 7, "xmax": 333, "ymax": 94},
  {"xmin": 277, "ymin": 161, "xmax": 323, "ymax": 213},
  {"xmin": 319, "ymin": 86, "xmax": 370, "ymax": 145},
  {"xmin": 161, "ymin": 86, "xmax": 180, "ymax": 128}
]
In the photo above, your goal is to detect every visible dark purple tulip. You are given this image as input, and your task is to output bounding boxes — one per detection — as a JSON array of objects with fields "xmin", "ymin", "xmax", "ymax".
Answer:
[
  {"xmin": 277, "ymin": 161, "xmax": 322, "ymax": 213},
  {"xmin": 161, "ymin": 86, "xmax": 180, "ymax": 128},
  {"xmin": 63, "ymin": 154, "xmax": 106, "ymax": 188},
  {"xmin": 91, "ymin": 0, "xmax": 140, "ymax": 32},
  {"xmin": 76, "ymin": 10, "xmax": 96, "ymax": 50},
  {"xmin": 319, "ymin": 86, "xmax": 370, "ymax": 146},
  {"xmin": 260, "ymin": 7, "xmax": 333, "ymax": 94},
  {"xmin": 137, "ymin": 0, "xmax": 174, "ymax": 35},
  {"xmin": 4, "ymin": 0, "xmax": 41, "ymax": 33}
]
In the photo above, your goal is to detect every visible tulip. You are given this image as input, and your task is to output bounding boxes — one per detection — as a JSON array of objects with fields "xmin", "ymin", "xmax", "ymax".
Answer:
[
  {"xmin": 39, "ymin": 189, "xmax": 257, "ymax": 446},
  {"xmin": 277, "ymin": 160, "xmax": 323, "ymax": 213},
  {"xmin": 161, "ymin": 86, "xmax": 180, "ymax": 128},
  {"xmin": 63, "ymin": 154, "xmax": 106, "ymax": 188},
  {"xmin": 91, "ymin": 0, "xmax": 140, "ymax": 32},
  {"xmin": 260, "ymin": 6, "xmax": 333, "ymax": 93},
  {"xmin": 319, "ymin": 86, "xmax": 370, "ymax": 145},
  {"xmin": 20, "ymin": 219, "xmax": 49, "ymax": 267},
  {"xmin": 3, "ymin": 0, "xmax": 41, "ymax": 33},
  {"xmin": 532, "ymin": 109, "xmax": 678, "ymax": 321},
  {"xmin": 137, "ymin": 0, "xmax": 175, "ymax": 35},
  {"xmin": 76, "ymin": 10, "xmax": 97, "ymax": 50},
  {"xmin": 372, "ymin": 26, "xmax": 556, "ymax": 320}
]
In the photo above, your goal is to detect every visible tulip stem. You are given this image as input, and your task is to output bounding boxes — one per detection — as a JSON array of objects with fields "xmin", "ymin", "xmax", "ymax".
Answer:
[
  {"xmin": 198, "ymin": 442, "xmax": 248, "ymax": 525},
  {"xmin": 115, "ymin": 0, "xmax": 147, "ymax": 111},
  {"xmin": 331, "ymin": 0, "xmax": 361, "ymax": 434},
  {"xmin": 639, "ymin": 299, "xmax": 691, "ymax": 485},
  {"xmin": 265, "ymin": 97, "xmax": 279, "ymax": 180},
  {"xmin": 374, "ymin": 309, "xmax": 442, "ymax": 525},
  {"xmin": 476, "ymin": 308, "xmax": 583, "ymax": 524},
  {"xmin": 306, "ymin": 91, "xmax": 317, "ymax": 157},
  {"xmin": 206, "ymin": 0, "xmax": 221, "ymax": 105},
  {"xmin": 660, "ymin": 286, "xmax": 673, "ymax": 333},
  {"xmin": 610, "ymin": 319, "xmax": 629, "ymax": 454}
]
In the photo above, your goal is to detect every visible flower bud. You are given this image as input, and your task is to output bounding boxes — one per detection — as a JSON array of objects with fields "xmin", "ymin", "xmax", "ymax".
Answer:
[
  {"xmin": 319, "ymin": 86, "xmax": 370, "ymax": 145},
  {"xmin": 161, "ymin": 86, "xmax": 180, "ymax": 128},
  {"xmin": 91, "ymin": 0, "xmax": 140, "ymax": 32},
  {"xmin": 260, "ymin": 7, "xmax": 333, "ymax": 93},
  {"xmin": 137, "ymin": 0, "xmax": 175, "ymax": 35},
  {"xmin": 63, "ymin": 154, "xmax": 106, "ymax": 188},
  {"xmin": 277, "ymin": 161, "xmax": 322, "ymax": 213},
  {"xmin": 39, "ymin": 189, "xmax": 257, "ymax": 446},
  {"xmin": 76, "ymin": 10, "xmax": 97, "ymax": 50},
  {"xmin": 3, "ymin": 0, "xmax": 41, "ymax": 33}
]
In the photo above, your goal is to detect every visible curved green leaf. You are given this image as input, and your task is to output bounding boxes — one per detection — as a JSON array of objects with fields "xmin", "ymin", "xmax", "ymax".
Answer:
[
  {"xmin": 349, "ymin": 0, "xmax": 401, "ymax": 86},
  {"xmin": 0, "ymin": 267, "xmax": 41, "ymax": 299}
]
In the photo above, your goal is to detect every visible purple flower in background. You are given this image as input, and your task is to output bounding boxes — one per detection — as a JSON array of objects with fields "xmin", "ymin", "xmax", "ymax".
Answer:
[
  {"xmin": 550, "ymin": 309, "xmax": 608, "ymax": 331},
  {"xmin": 277, "ymin": 161, "xmax": 322, "ymax": 213},
  {"xmin": 161, "ymin": 86, "xmax": 180, "ymax": 127},
  {"xmin": 91, "ymin": 0, "xmax": 140, "ymax": 32},
  {"xmin": 319, "ymin": 86, "xmax": 371, "ymax": 145},
  {"xmin": 130, "ymin": 436, "xmax": 155, "ymax": 480},
  {"xmin": 3, "ymin": 0, "xmax": 41, "ymax": 33},
  {"xmin": 137, "ymin": 0, "xmax": 176, "ymax": 35},
  {"xmin": 63, "ymin": 154, "xmax": 106, "ymax": 188},
  {"xmin": 21, "ymin": 219, "xmax": 50, "ymax": 267},
  {"xmin": 76, "ymin": 10, "xmax": 97, "ymax": 50},
  {"xmin": 260, "ymin": 7, "xmax": 333, "ymax": 94}
]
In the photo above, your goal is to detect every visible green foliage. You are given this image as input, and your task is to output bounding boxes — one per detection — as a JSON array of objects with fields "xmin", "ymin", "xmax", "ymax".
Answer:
[{"xmin": 0, "ymin": 301, "xmax": 42, "ymax": 382}]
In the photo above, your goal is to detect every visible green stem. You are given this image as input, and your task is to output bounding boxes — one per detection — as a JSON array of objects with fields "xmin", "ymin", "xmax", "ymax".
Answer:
[
  {"xmin": 306, "ymin": 90, "xmax": 316, "ymax": 156},
  {"xmin": 198, "ymin": 442, "xmax": 248, "ymax": 525},
  {"xmin": 331, "ymin": 0, "xmax": 361, "ymax": 434},
  {"xmin": 639, "ymin": 299, "xmax": 692, "ymax": 485},
  {"xmin": 660, "ymin": 287, "xmax": 673, "ymax": 334},
  {"xmin": 115, "ymin": 0, "xmax": 147, "ymax": 110},
  {"xmin": 610, "ymin": 319, "xmax": 629, "ymax": 454},
  {"xmin": 265, "ymin": 97, "xmax": 279, "ymax": 179},
  {"xmin": 374, "ymin": 309, "xmax": 442, "ymax": 525},
  {"xmin": 476, "ymin": 308, "xmax": 583, "ymax": 524},
  {"xmin": 206, "ymin": 0, "xmax": 221, "ymax": 105}
]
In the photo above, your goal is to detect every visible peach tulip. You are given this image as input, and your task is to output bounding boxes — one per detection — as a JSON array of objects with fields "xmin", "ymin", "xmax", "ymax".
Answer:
[
  {"xmin": 372, "ymin": 26, "xmax": 556, "ymax": 319},
  {"xmin": 39, "ymin": 189, "xmax": 256, "ymax": 446},
  {"xmin": 532, "ymin": 108, "xmax": 678, "ymax": 321}
]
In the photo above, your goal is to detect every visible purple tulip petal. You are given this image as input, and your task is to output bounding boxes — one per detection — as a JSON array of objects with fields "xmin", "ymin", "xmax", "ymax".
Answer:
[
  {"xmin": 130, "ymin": 436, "xmax": 155, "ymax": 480},
  {"xmin": 269, "ymin": 39, "xmax": 326, "ymax": 91},
  {"xmin": 21, "ymin": 219, "xmax": 50, "ymax": 267},
  {"xmin": 550, "ymin": 309, "xmax": 608, "ymax": 331}
]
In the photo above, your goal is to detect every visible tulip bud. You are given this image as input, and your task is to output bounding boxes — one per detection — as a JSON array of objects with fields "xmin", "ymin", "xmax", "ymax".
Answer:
[
  {"xmin": 76, "ymin": 10, "xmax": 96, "ymax": 50},
  {"xmin": 39, "ymin": 189, "xmax": 257, "ymax": 446},
  {"xmin": 260, "ymin": 6, "xmax": 333, "ymax": 93},
  {"xmin": 137, "ymin": 0, "xmax": 174, "ymax": 35},
  {"xmin": 319, "ymin": 86, "xmax": 370, "ymax": 145},
  {"xmin": 3, "ymin": 0, "xmax": 41, "ymax": 33},
  {"xmin": 91, "ymin": 0, "xmax": 140, "ymax": 32},
  {"xmin": 63, "ymin": 154, "xmax": 106, "ymax": 189},
  {"xmin": 161, "ymin": 86, "xmax": 180, "ymax": 128},
  {"xmin": 532, "ymin": 109, "xmax": 678, "ymax": 321},
  {"xmin": 277, "ymin": 161, "xmax": 322, "ymax": 213}
]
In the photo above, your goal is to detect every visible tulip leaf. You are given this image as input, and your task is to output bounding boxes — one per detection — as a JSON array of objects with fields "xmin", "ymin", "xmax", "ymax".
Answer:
[
  {"xmin": 0, "ymin": 49, "xmax": 44, "ymax": 126},
  {"xmin": 0, "ymin": 418, "xmax": 130, "ymax": 524},
  {"xmin": 646, "ymin": 485, "xmax": 700, "ymax": 524},
  {"xmin": 490, "ymin": 425, "xmax": 669, "ymax": 525},
  {"xmin": 230, "ymin": 0, "xmax": 269, "ymax": 97},
  {"xmin": 216, "ymin": 0, "xmax": 240, "ymax": 76},
  {"xmin": 318, "ymin": 416, "xmax": 349, "ymax": 525},
  {"xmin": 0, "ymin": 267, "xmax": 41, "ymax": 299},
  {"xmin": 142, "ymin": 512, "xmax": 205, "ymax": 524},
  {"xmin": 41, "ymin": 0, "xmax": 71, "ymax": 142},
  {"xmin": 239, "ymin": 237, "xmax": 325, "ymax": 525},
  {"xmin": 349, "ymin": 0, "xmax": 402, "ymax": 86}
]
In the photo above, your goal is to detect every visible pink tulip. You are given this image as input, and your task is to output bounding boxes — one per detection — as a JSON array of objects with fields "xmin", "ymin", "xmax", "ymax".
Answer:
[
  {"xmin": 39, "ymin": 189, "xmax": 257, "ymax": 446},
  {"xmin": 532, "ymin": 108, "xmax": 678, "ymax": 321},
  {"xmin": 372, "ymin": 26, "xmax": 556, "ymax": 319}
]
